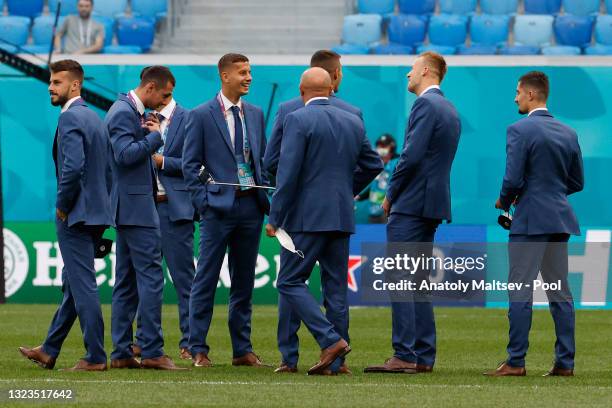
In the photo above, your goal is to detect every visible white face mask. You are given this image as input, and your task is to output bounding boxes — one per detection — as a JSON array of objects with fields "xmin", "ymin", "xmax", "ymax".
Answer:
[
  {"xmin": 275, "ymin": 228, "xmax": 304, "ymax": 259},
  {"xmin": 376, "ymin": 147, "xmax": 390, "ymax": 157}
]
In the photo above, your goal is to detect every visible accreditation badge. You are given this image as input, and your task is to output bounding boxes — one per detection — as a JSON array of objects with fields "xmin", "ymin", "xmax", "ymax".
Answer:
[{"xmin": 236, "ymin": 160, "xmax": 255, "ymax": 190}]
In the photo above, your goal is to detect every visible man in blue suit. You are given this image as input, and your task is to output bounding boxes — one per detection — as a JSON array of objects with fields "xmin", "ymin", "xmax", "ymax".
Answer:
[
  {"xmin": 133, "ymin": 93, "xmax": 195, "ymax": 361},
  {"xmin": 183, "ymin": 54, "xmax": 270, "ymax": 368},
  {"xmin": 486, "ymin": 71, "xmax": 584, "ymax": 377},
  {"xmin": 365, "ymin": 52, "xmax": 461, "ymax": 374},
  {"xmin": 263, "ymin": 50, "xmax": 363, "ymax": 374},
  {"xmin": 264, "ymin": 50, "xmax": 362, "ymax": 181},
  {"xmin": 266, "ymin": 67, "xmax": 383, "ymax": 375},
  {"xmin": 19, "ymin": 60, "xmax": 111, "ymax": 371},
  {"xmin": 106, "ymin": 66, "xmax": 182, "ymax": 370}
]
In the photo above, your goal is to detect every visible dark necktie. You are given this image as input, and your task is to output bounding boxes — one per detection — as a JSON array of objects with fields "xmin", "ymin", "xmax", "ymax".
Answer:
[
  {"xmin": 156, "ymin": 112, "xmax": 165, "ymax": 123},
  {"xmin": 230, "ymin": 105, "xmax": 244, "ymax": 158}
]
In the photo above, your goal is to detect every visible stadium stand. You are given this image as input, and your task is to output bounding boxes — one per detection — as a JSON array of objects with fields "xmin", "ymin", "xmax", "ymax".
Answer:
[
  {"xmin": 514, "ymin": 14, "xmax": 555, "ymax": 47},
  {"xmin": 0, "ymin": 16, "xmax": 30, "ymax": 53},
  {"xmin": 340, "ymin": 13, "xmax": 383, "ymax": 48},
  {"xmin": 131, "ymin": 0, "xmax": 167, "ymax": 22},
  {"xmin": 48, "ymin": 0, "xmax": 78, "ymax": 16},
  {"xmin": 6, "ymin": 0, "xmax": 44, "ymax": 19},
  {"xmin": 358, "ymin": 0, "xmax": 395, "ymax": 15},
  {"xmin": 524, "ymin": 0, "xmax": 562, "ymax": 14},
  {"xmin": 439, "ymin": 0, "xmax": 478, "ymax": 15},
  {"xmin": 428, "ymin": 14, "xmax": 469, "ymax": 47},
  {"xmin": 116, "ymin": 16, "xmax": 155, "ymax": 53},
  {"xmin": 94, "ymin": 0, "xmax": 128, "ymax": 19},
  {"xmin": 587, "ymin": 14, "xmax": 612, "ymax": 54},
  {"xmin": 22, "ymin": 15, "xmax": 64, "ymax": 54},
  {"xmin": 398, "ymin": 0, "xmax": 436, "ymax": 15},
  {"xmin": 480, "ymin": 0, "xmax": 519, "ymax": 15},
  {"xmin": 562, "ymin": 0, "xmax": 601, "ymax": 16},
  {"xmin": 386, "ymin": 14, "xmax": 427, "ymax": 48}
]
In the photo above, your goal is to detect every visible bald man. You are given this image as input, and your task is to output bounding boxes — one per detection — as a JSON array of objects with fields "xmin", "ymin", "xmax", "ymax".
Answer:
[{"xmin": 266, "ymin": 68, "xmax": 383, "ymax": 375}]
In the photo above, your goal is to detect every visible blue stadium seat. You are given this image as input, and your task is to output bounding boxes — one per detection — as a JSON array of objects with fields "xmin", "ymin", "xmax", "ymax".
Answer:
[
  {"xmin": 585, "ymin": 44, "xmax": 612, "ymax": 54},
  {"xmin": 499, "ymin": 45, "xmax": 541, "ymax": 54},
  {"xmin": 562, "ymin": 0, "xmax": 600, "ymax": 16},
  {"xmin": 6, "ymin": 0, "xmax": 44, "ymax": 18},
  {"xmin": 542, "ymin": 46, "xmax": 582, "ymax": 55},
  {"xmin": 439, "ymin": 0, "xmax": 478, "ymax": 14},
  {"xmin": 116, "ymin": 17, "xmax": 155, "ymax": 52},
  {"xmin": 398, "ymin": 0, "xmax": 435, "ymax": 15},
  {"xmin": 416, "ymin": 44, "xmax": 457, "ymax": 55},
  {"xmin": 331, "ymin": 43, "xmax": 370, "ymax": 54},
  {"xmin": 524, "ymin": 0, "xmax": 562, "ymax": 14},
  {"xmin": 554, "ymin": 15, "xmax": 594, "ymax": 48},
  {"xmin": 341, "ymin": 14, "xmax": 383, "ymax": 46},
  {"xmin": 48, "ymin": 0, "xmax": 78, "ymax": 16},
  {"xmin": 594, "ymin": 15, "xmax": 612, "ymax": 45},
  {"xmin": 387, "ymin": 14, "xmax": 427, "ymax": 47},
  {"xmin": 358, "ymin": 0, "xmax": 395, "ymax": 15},
  {"xmin": 131, "ymin": 0, "xmax": 167, "ymax": 21},
  {"xmin": 370, "ymin": 43, "xmax": 414, "ymax": 54},
  {"xmin": 428, "ymin": 14, "xmax": 468, "ymax": 47},
  {"xmin": 93, "ymin": 15, "xmax": 115, "ymax": 47},
  {"xmin": 457, "ymin": 44, "xmax": 498, "ymax": 54},
  {"xmin": 607, "ymin": 0, "xmax": 612, "ymax": 14},
  {"xmin": 30, "ymin": 15, "xmax": 64, "ymax": 46},
  {"xmin": 103, "ymin": 45, "xmax": 142, "ymax": 54},
  {"xmin": 470, "ymin": 14, "xmax": 510, "ymax": 46},
  {"xmin": 480, "ymin": 0, "xmax": 518, "ymax": 15},
  {"xmin": 0, "ymin": 16, "xmax": 30, "ymax": 51},
  {"xmin": 514, "ymin": 15, "xmax": 554, "ymax": 47},
  {"xmin": 95, "ymin": 0, "xmax": 128, "ymax": 18}
]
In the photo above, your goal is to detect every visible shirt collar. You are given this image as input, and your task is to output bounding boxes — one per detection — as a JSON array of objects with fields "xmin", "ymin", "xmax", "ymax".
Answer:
[
  {"xmin": 219, "ymin": 91, "xmax": 242, "ymax": 112},
  {"xmin": 305, "ymin": 96, "xmax": 329, "ymax": 106},
  {"xmin": 61, "ymin": 96, "xmax": 81, "ymax": 113},
  {"xmin": 528, "ymin": 107, "xmax": 548, "ymax": 116},
  {"xmin": 129, "ymin": 90, "xmax": 145, "ymax": 115},
  {"xmin": 157, "ymin": 98, "xmax": 176, "ymax": 119},
  {"xmin": 419, "ymin": 84, "xmax": 441, "ymax": 97}
]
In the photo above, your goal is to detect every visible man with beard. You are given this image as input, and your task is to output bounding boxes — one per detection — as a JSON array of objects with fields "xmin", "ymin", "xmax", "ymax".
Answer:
[{"xmin": 54, "ymin": 0, "xmax": 105, "ymax": 54}]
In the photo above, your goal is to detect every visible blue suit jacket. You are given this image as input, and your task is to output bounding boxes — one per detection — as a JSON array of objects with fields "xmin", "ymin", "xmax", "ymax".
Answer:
[
  {"xmin": 263, "ymin": 94, "xmax": 363, "ymax": 178},
  {"xmin": 182, "ymin": 95, "xmax": 270, "ymax": 215},
  {"xmin": 386, "ymin": 88, "xmax": 461, "ymax": 222},
  {"xmin": 158, "ymin": 105, "xmax": 196, "ymax": 222},
  {"xmin": 105, "ymin": 94, "xmax": 164, "ymax": 228},
  {"xmin": 500, "ymin": 110, "xmax": 584, "ymax": 235},
  {"xmin": 268, "ymin": 99, "xmax": 383, "ymax": 233},
  {"xmin": 54, "ymin": 98, "xmax": 113, "ymax": 227}
]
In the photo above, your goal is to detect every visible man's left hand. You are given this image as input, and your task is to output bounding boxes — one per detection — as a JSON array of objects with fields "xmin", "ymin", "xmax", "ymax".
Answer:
[
  {"xmin": 265, "ymin": 223, "xmax": 277, "ymax": 237},
  {"xmin": 152, "ymin": 154, "xmax": 164, "ymax": 169},
  {"xmin": 56, "ymin": 208, "xmax": 67, "ymax": 221},
  {"xmin": 382, "ymin": 197, "xmax": 391, "ymax": 217},
  {"xmin": 495, "ymin": 198, "xmax": 503, "ymax": 210}
]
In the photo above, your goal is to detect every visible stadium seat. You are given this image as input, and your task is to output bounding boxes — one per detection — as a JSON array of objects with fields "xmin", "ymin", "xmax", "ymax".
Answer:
[
  {"xmin": 607, "ymin": 0, "xmax": 612, "ymax": 14},
  {"xmin": 341, "ymin": 14, "xmax": 383, "ymax": 47},
  {"xmin": 562, "ymin": 0, "xmax": 600, "ymax": 16},
  {"xmin": 116, "ymin": 17, "xmax": 155, "ymax": 52},
  {"xmin": 93, "ymin": 15, "xmax": 115, "ymax": 47},
  {"xmin": 524, "ymin": 0, "xmax": 562, "ymax": 14},
  {"xmin": 370, "ymin": 43, "xmax": 414, "ymax": 54},
  {"xmin": 514, "ymin": 15, "xmax": 554, "ymax": 47},
  {"xmin": 398, "ymin": 0, "xmax": 435, "ymax": 15},
  {"xmin": 457, "ymin": 44, "xmax": 498, "ymax": 54},
  {"xmin": 428, "ymin": 14, "xmax": 468, "ymax": 47},
  {"xmin": 499, "ymin": 45, "xmax": 541, "ymax": 54},
  {"xmin": 331, "ymin": 43, "xmax": 370, "ymax": 54},
  {"xmin": 417, "ymin": 44, "xmax": 457, "ymax": 55},
  {"xmin": 387, "ymin": 14, "xmax": 427, "ymax": 47},
  {"xmin": 470, "ymin": 14, "xmax": 510, "ymax": 46},
  {"xmin": 0, "ymin": 16, "xmax": 30, "ymax": 51},
  {"xmin": 594, "ymin": 15, "xmax": 612, "ymax": 45},
  {"xmin": 6, "ymin": 0, "xmax": 44, "ymax": 18},
  {"xmin": 542, "ymin": 45, "xmax": 582, "ymax": 55},
  {"xmin": 48, "ymin": 0, "xmax": 78, "ymax": 16},
  {"xmin": 358, "ymin": 0, "xmax": 395, "ymax": 15},
  {"xmin": 103, "ymin": 45, "xmax": 142, "ymax": 54},
  {"xmin": 131, "ymin": 0, "xmax": 167, "ymax": 22},
  {"xmin": 554, "ymin": 15, "xmax": 594, "ymax": 48},
  {"xmin": 94, "ymin": 0, "xmax": 128, "ymax": 18},
  {"xmin": 480, "ymin": 0, "xmax": 518, "ymax": 15},
  {"xmin": 585, "ymin": 44, "xmax": 612, "ymax": 54},
  {"xmin": 439, "ymin": 0, "xmax": 478, "ymax": 15},
  {"xmin": 29, "ymin": 15, "xmax": 64, "ymax": 47}
]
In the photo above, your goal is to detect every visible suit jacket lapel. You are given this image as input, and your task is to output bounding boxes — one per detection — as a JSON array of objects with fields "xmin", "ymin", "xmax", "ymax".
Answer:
[
  {"xmin": 209, "ymin": 101, "xmax": 235, "ymax": 157},
  {"xmin": 164, "ymin": 107, "xmax": 184, "ymax": 152},
  {"xmin": 242, "ymin": 104, "xmax": 259, "ymax": 162},
  {"xmin": 52, "ymin": 127, "xmax": 59, "ymax": 179}
]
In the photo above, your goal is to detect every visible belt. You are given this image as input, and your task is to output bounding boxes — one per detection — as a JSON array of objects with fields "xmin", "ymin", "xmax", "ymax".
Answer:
[
  {"xmin": 155, "ymin": 194, "xmax": 168, "ymax": 203},
  {"xmin": 235, "ymin": 188, "xmax": 257, "ymax": 198}
]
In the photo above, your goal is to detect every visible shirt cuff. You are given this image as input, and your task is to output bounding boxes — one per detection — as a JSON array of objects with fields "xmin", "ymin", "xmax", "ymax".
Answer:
[{"xmin": 161, "ymin": 157, "xmax": 165, "ymax": 170}]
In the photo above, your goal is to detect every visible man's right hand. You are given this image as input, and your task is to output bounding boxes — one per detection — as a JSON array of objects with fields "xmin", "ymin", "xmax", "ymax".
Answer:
[{"xmin": 144, "ymin": 113, "xmax": 161, "ymax": 133}]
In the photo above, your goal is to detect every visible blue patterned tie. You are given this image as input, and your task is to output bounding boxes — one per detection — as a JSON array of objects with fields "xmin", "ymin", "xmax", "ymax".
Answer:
[{"xmin": 231, "ymin": 105, "xmax": 244, "ymax": 160}]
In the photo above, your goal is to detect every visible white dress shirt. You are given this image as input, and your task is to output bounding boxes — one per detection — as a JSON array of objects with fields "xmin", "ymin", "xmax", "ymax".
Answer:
[
  {"xmin": 219, "ymin": 91, "xmax": 245, "ymax": 147},
  {"xmin": 305, "ymin": 96, "xmax": 329, "ymax": 106},
  {"xmin": 129, "ymin": 90, "xmax": 145, "ymax": 116},
  {"xmin": 61, "ymin": 96, "xmax": 81, "ymax": 113},
  {"xmin": 419, "ymin": 84, "xmax": 441, "ymax": 97},
  {"xmin": 154, "ymin": 99, "xmax": 177, "ymax": 195},
  {"xmin": 528, "ymin": 107, "xmax": 548, "ymax": 116}
]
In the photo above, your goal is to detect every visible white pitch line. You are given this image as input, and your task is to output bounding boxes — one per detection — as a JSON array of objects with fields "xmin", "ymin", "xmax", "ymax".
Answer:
[{"xmin": 0, "ymin": 378, "xmax": 610, "ymax": 391}]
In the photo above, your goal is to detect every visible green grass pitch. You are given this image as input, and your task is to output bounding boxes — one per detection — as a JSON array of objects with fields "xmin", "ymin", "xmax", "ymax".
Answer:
[{"xmin": 1, "ymin": 305, "xmax": 611, "ymax": 407}]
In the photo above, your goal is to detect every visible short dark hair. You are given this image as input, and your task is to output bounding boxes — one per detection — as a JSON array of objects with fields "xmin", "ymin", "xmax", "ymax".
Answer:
[
  {"xmin": 78, "ymin": 0, "xmax": 93, "ymax": 5},
  {"xmin": 218, "ymin": 53, "xmax": 249, "ymax": 74},
  {"xmin": 49, "ymin": 59, "xmax": 84, "ymax": 82},
  {"xmin": 519, "ymin": 71, "xmax": 550, "ymax": 101},
  {"xmin": 310, "ymin": 50, "xmax": 341, "ymax": 75},
  {"xmin": 139, "ymin": 65, "xmax": 175, "ymax": 89},
  {"xmin": 420, "ymin": 51, "xmax": 448, "ymax": 82}
]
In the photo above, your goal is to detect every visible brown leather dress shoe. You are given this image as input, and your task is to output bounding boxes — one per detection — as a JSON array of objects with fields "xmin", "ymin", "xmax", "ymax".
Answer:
[
  {"xmin": 338, "ymin": 363, "xmax": 352, "ymax": 375},
  {"xmin": 179, "ymin": 348, "xmax": 192, "ymax": 360},
  {"xmin": 484, "ymin": 362, "xmax": 526, "ymax": 376},
  {"xmin": 232, "ymin": 352, "xmax": 271, "ymax": 367},
  {"xmin": 141, "ymin": 355, "xmax": 186, "ymax": 370},
  {"xmin": 131, "ymin": 344, "xmax": 142, "ymax": 358},
  {"xmin": 416, "ymin": 364, "xmax": 433, "ymax": 373},
  {"xmin": 543, "ymin": 366, "xmax": 574, "ymax": 377},
  {"xmin": 110, "ymin": 357, "xmax": 141, "ymax": 369},
  {"xmin": 307, "ymin": 339, "xmax": 351, "ymax": 375},
  {"xmin": 192, "ymin": 353, "xmax": 213, "ymax": 367},
  {"xmin": 19, "ymin": 346, "xmax": 56, "ymax": 369},
  {"xmin": 62, "ymin": 359, "xmax": 107, "ymax": 372},
  {"xmin": 274, "ymin": 364, "xmax": 298, "ymax": 373},
  {"xmin": 364, "ymin": 357, "xmax": 417, "ymax": 374}
]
